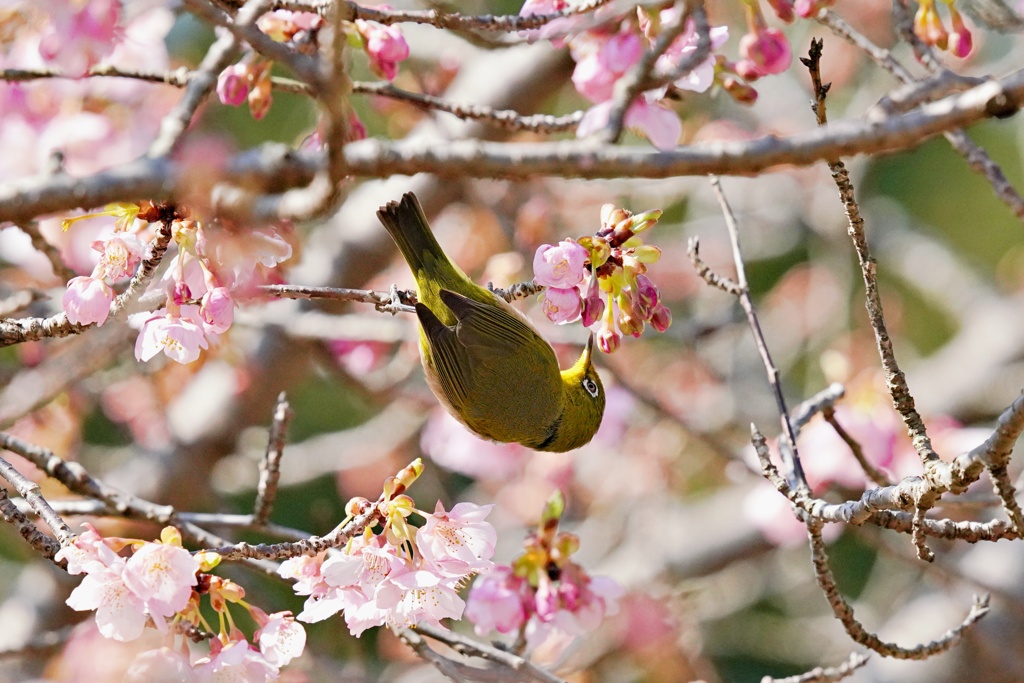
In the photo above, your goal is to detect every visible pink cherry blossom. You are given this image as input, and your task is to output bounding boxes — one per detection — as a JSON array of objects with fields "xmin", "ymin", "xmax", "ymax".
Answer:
[
  {"xmin": 200, "ymin": 286, "xmax": 235, "ymax": 335},
  {"xmin": 374, "ymin": 561, "xmax": 466, "ymax": 629},
  {"xmin": 356, "ymin": 20, "xmax": 409, "ymax": 81},
  {"xmin": 577, "ymin": 97, "xmax": 681, "ymax": 151},
  {"xmin": 65, "ymin": 559, "xmax": 149, "ymax": 642},
  {"xmin": 255, "ymin": 611, "xmax": 306, "ymax": 667},
  {"xmin": 38, "ymin": 0, "xmax": 122, "ymax": 77},
  {"xmin": 134, "ymin": 313, "xmax": 209, "ymax": 364},
  {"xmin": 465, "ymin": 567, "xmax": 529, "ymax": 635},
  {"xmin": 533, "ymin": 239, "xmax": 588, "ymax": 288},
  {"xmin": 192, "ymin": 640, "xmax": 278, "ymax": 683},
  {"xmin": 63, "ymin": 276, "xmax": 114, "ymax": 325},
  {"xmin": 122, "ymin": 540, "xmax": 200, "ymax": 631},
  {"xmin": 417, "ymin": 501, "xmax": 496, "ymax": 577},
  {"xmin": 55, "ymin": 522, "xmax": 111, "ymax": 575},
  {"xmin": 92, "ymin": 232, "xmax": 145, "ymax": 280},
  {"xmin": 277, "ymin": 553, "xmax": 327, "ymax": 595},
  {"xmin": 655, "ymin": 20, "xmax": 729, "ymax": 93},
  {"xmin": 541, "ymin": 286, "xmax": 583, "ymax": 324},
  {"xmin": 571, "ymin": 29, "xmax": 643, "ymax": 103},
  {"xmin": 216, "ymin": 63, "xmax": 250, "ymax": 107}
]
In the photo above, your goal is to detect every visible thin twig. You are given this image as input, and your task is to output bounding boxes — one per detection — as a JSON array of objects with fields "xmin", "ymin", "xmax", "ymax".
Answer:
[
  {"xmin": 0, "ymin": 455, "xmax": 73, "ymax": 546},
  {"xmin": 822, "ymin": 408, "xmax": 893, "ymax": 487},
  {"xmin": 686, "ymin": 236, "xmax": 742, "ymax": 295},
  {"xmin": 0, "ymin": 486, "xmax": 62, "ymax": 560},
  {"xmin": 339, "ymin": 0, "xmax": 616, "ymax": 32},
  {"xmin": 253, "ymin": 392, "xmax": 293, "ymax": 526},
  {"xmin": 803, "ymin": 39, "xmax": 939, "ymax": 562},
  {"xmin": 761, "ymin": 651, "xmax": 870, "ymax": 683},
  {"xmin": 413, "ymin": 624, "xmax": 567, "ymax": 683},
  {"xmin": 354, "ymin": 82, "xmax": 583, "ymax": 133},
  {"xmin": 709, "ymin": 176, "xmax": 807, "ymax": 490},
  {"xmin": 806, "ymin": 518, "xmax": 988, "ymax": 658}
]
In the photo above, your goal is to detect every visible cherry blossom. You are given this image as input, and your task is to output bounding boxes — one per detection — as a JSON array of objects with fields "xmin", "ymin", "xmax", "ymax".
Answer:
[
  {"xmin": 533, "ymin": 239, "xmax": 588, "ymax": 288},
  {"xmin": 134, "ymin": 312, "xmax": 209, "ymax": 364},
  {"xmin": 192, "ymin": 640, "xmax": 278, "ymax": 683},
  {"xmin": 255, "ymin": 611, "xmax": 306, "ymax": 667},
  {"xmin": 541, "ymin": 286, "xmax": 583, "ymax": 324},
  {"xmin": 417, "ymin": 501, "xmax": 497, "ymax": 577},
  {"xmin": 62, "ymin": 276, "xmax": 114, "ymax": 325},
  {"xmin": 65, "ymin": 558, "xmax": 149, "ymax": 641},
  {"xmin": 464, "ymin": 567, "xmax": 529, "ymax": 635},
  {"xmin": 121, "ymin": 538, "xmax": 200, "ymax": 631}
]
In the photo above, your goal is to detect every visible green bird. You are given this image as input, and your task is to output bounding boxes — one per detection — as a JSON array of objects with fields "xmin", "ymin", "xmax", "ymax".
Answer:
[{"xmin": 377, "ymin": 193, "xmax": 605, "ymax": 452}]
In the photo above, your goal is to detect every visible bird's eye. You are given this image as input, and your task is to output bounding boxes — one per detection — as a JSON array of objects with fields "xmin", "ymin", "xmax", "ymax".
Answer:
[{"xmin": 582, "ymin": 378, "xmax": 599, "ymax": 398}]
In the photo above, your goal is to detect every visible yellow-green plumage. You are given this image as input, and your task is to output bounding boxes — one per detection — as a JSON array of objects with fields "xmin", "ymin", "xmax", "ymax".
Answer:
[{"xmin": 377, "ymin": 193, "xmax": 605, "ymax": 452}]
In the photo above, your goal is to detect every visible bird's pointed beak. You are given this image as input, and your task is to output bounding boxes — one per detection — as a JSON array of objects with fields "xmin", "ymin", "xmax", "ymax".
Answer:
[{"xmin": 583, "ymin": 333, "xmax": 595, "ymax": 365}]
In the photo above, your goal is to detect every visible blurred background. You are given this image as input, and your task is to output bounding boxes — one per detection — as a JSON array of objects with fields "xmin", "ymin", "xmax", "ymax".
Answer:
[{"xmin": 1, "ymin": 0, "xmax": 1024, "ymax": 681}]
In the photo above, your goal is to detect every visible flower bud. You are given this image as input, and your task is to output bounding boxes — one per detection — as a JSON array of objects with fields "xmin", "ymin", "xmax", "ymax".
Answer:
[
  {"xmin": 947, "ymin": 6, "xmax": 972, "ymax": 58},
  {"xmin": 346, "ymin": 496, "xmax": 371, "ymax": 516},
  {"xmin": 627, "ymin": 209, "xmax": 662, "ymax": 234},
  {"xmin": 597, "ymin": 326, "xmax": 621, "ymax": 353},
  {"xmin": 581, "ymin": 278, "xmax": 606, "ymax": 328},
  {"xmin": 216, "ymin": 63, "xmax": 250, "ymax": 107},
  {"xmin": 651, "ymin": 301, "xmax": 673, "ymax": 332}
]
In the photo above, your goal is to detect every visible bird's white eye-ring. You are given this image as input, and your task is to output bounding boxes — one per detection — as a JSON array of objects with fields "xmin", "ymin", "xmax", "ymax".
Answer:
[{"xmin": 583, "ymin": 378, "xmax": 599, "ymax": 398}]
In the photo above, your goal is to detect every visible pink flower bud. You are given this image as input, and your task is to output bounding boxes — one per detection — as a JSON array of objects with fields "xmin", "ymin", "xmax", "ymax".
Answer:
[
  {"xmin": 597, "ymin": 326, "xmax": 621, "ymax": 353},
  {"xmin": 63, "ymin": 276, "xmax": 114, "ymax": 325},
  {"xmin": 200, "ymin": 287, "xmax": 235, "ymax": 334},
  {"xmin": 734, "ymin": 59, "xmax": 763, "ymax": 82},
  {"xmin": 650, "ymin": 301, "xmax": 672, "ymax": 332},
  {"xmin": 533, "ymin": 240, "xmax": 589, "ymax": 288},
  {"xmin": 357, "ymin": 20, "xmax": 410, "ymax": 81},
  {"xmin": 767, "ymin": 0, "xmax": 795, "ymax": 22},
  {"xmin": 581, "ymin": 278, "xmax": 605, "ymax": 328},
  {"xmin": 722, "ymin": 75, "xmax": 759, "ymax": 104},
  {"xmin": 948, "ymin": 7, "xmax": 972, "ymax": 58},
  {"xmin": 632, "ymin": 273, "xmax": 659, "ymax": 318},
  {"xmin": 172, "ymin": 280, "xmax": 191, "ymax": 307},
  {"xmin": 541, "ymin": 287, "xmax": 583, "ymax": 324},
  {"xmin": 216, "ymin": 63, "xmax": 250, "ymax": 107},
  {"xmin": 738, "ymin": 27, "xmax": 792, "ymax": 76}
]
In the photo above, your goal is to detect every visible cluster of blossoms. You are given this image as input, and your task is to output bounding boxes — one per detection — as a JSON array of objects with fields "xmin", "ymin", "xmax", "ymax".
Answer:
[
  {"xmin": 534, "ymin": 203, "xmax": 671, "ymax": 353},
  {"xmin": 519, "ymin": 0, "xmax": 800, "ymax": 149},
  {"xmin": 465, "ymin": 492, "xmax": 623, "ymax": 652},
  {"xmin": 60, "ymin": 201, "xmax": 293, "ymax": 364},
  {"xmin": 13, "ymin": 0, "xmax": 122, "ymax": 77},
  {"xmin": 279, "ymin": 459, "xmax": 498, "ymax": 636},
  {"xmin": 57, "ymin": 524, "xmax": 305, "ymax": 681},
  {"xmin": 216, "ymin": 9, "xmax": 408, "ymax": 121},
  {"xmin": 60, "ymin": 202, "xmax": 150, "ymax": 329},
  {"xmin": 913, "ymin": 0, "xmax": 973, "ymax": 58}
]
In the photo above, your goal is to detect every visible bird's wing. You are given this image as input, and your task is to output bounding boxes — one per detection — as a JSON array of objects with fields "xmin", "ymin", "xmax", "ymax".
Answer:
[
  {"xmin": 438, "ymin": 289, "xmax": 540, "ymax": 353},
  {"xmin": 416, "ymin": 302, "xmax": 471, "ymax": 409}
]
